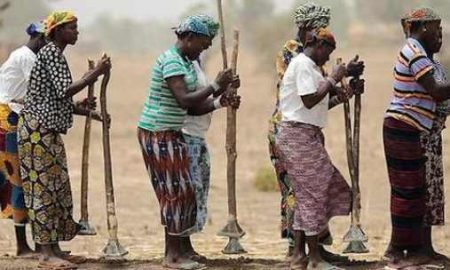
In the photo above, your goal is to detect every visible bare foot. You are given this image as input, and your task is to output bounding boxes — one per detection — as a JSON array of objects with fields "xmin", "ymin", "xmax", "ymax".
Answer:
[
  {"xmin": 39, "ymin": 255, "xmax": 77, "ymax": 269},
  {"xmin": 319, "ymin": 246, "xmax": 349, "ymax": 264},
  {"xmin": 290, "ymin": 253, "xmax": 308, "ymax": 270},
  {"xmin": 163, "ymin": 256, "xmax": 205, "ymax": 269},
  {"xmin": 16, "ymin": 246, "xmax": 36, "ymax": 258},
  {"xmin": 388, "ymin": 254, "xmax": 432, "ymax": 269}
]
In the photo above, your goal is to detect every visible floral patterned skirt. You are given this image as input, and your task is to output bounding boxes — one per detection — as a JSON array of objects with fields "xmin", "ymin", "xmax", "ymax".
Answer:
[
  {"xmin": 18, "ymin": 113, "xmax": 79, "ymax": 244},
  {"xmin": 183, "ymin": 133, "xmax": 210, "ymax": 233}
]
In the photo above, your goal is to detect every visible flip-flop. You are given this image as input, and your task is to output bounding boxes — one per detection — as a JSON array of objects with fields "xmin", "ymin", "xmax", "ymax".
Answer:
[
  {"xmin": 306, "ymin": 261, "xmax": 344, "ymax": 270},
  {"xmin": 38, "ymin": 259, "xmax": 77, "ymax": 270},
  {"xmin": 163, "ymin": 261, "xmax": 206, "ymax": 270},
  {"xmin": 61, "ymin": 255, "xmax": 87, "ymax": 264},
  {"xmin": 421, "ymin": 264, "xmax": 445, "ymax": 270}
]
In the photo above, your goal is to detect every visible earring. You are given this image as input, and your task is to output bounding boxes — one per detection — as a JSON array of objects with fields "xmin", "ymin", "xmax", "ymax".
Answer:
[{"xmin": 423, "ymin": 27, "xmax": 428, "ymax": 32}]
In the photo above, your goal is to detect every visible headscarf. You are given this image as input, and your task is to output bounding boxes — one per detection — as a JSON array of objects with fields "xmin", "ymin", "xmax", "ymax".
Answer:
[
  {"xmin": 305, "ymin": 28, "xmax": 336, "ymax": 48},
  {"xmin": 26, "ymin": 21, "xmax": 46, "ymax": 36},
  {"xmin": 294, "ymin": 2, "xmax": 331, "ymax": 29},
  {"xmin": 401, "ymin": 7, "xmax": 441, "ymax": 36},
  {"xmin": 174, "ymin": 14, "xmax": 219, "ymax": 38},
  {"xmin": 45, "ymin": 11, "xmax": 77, "ymax": 36}
]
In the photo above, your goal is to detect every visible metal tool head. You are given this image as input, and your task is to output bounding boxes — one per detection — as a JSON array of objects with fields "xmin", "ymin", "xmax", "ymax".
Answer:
[
  {"xmin": 222, "ymin": 237, "xmax": 247, "ymax": 254},
  {"xmin": 343, "ymin": 240, "xmax": 369, "ymax": 254},
  {"xmin": 217, "ymin": 219, "xmax": 245, "ymax": 238},
  {"xmin": 78, "ymin": 220, "xmax": 97, "ymax": 236},
  {"xmin": 102, "ymin": 239, "xmax": 128, "ymax": 258},
  {"xmin": 343, "ymin": 224, "xmax": 368, "ymax": 242}
]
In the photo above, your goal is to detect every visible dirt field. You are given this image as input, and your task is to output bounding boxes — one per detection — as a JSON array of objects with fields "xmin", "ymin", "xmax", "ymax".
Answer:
[{"xmin": 0, "ymin": 44, "xmax": 449, "ymax": 269}]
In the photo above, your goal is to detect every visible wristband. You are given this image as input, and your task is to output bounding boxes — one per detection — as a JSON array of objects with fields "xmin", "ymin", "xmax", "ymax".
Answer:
[
  {"xmin": 326, "ymin": 76, "xmax": 337, "ymax": 87},
  {"xmin": 211, "ymin": 81, "xmax": 220, "ymax": 92},
  {"xmin": 213, "ymin": 98, "xmax": 223, "ymax": 109}
]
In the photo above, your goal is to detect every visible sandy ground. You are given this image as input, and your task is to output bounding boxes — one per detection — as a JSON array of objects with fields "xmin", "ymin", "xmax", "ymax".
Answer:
[{"xmin": 0, "ymin": 44, "xmax": 449, "ymax": 269}]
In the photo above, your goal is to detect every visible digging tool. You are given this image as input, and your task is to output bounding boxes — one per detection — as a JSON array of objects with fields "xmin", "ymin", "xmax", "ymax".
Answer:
[
  {"xmin": 337, "ymin": 58, "xmax": 368, "ymax": 253},
  {"xmin": 99, "ymin": 55, "xmax": 127, "ymax": 257},
  {"xmin": 78, "ymin": 59, "xmax": 97, "ymax": 236},
  {"xmin": 216, "ymin": 0, "xmax": 246, "ymax": 254}
]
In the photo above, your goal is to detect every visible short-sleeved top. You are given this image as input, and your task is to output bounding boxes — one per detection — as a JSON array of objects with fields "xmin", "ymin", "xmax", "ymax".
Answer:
[
  {"xmin": 270, "ymin": 40, "xmax": 303, "ymax": 126},
  {"xmin": 182, "ymin": 60, "xmax": 212, "ymax": 138},
  {"xmin": 23, "ymin": 42, "xmax": 74, "ymax": 134},
  {"xmin": 386, "ymin": 38, "xmax": 436, "ymax": 132},
  {"xmin": 0, "ymin": 46, "xmax": 37, "ymax": 113},
  {"xmin": 138, "ymin": 46, "xmax": 197, "ymax": 131},
  {"xmin": 280, "ymin": 53, "xmax": 329, "ymax": 128}
]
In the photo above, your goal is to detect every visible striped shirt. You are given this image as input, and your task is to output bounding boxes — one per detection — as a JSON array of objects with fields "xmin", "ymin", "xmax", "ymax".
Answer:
[
  {"xmin": 386, "ymin": 38, "xmax": 436, "ymax": 131},
  {"xmin": 138, "ymin": 46, "xmax": 197, "ymax": 131}
]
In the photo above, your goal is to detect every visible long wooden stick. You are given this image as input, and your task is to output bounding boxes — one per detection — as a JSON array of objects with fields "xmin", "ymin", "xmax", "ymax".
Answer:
[
  {"xmin": 337, "ymin": 58, "xmax": 355, "ymax": 184},
  {"xmin": 80, "ymin": 59, "xmax": 95, "ymax": 224},
  {"xmin": 226, "ymin": 29, "xmax": 239, "ymax": 219},
  {"xmin": 352, "ymin": 90, "xmax": 362, "ymax": 226},
  {"xmin": 100, "ymin": 67, "xmax": 119, "ymax": 241},
  {"xmin": 217, "ymin": 0, "xmax": 228, "ymax": 69}
]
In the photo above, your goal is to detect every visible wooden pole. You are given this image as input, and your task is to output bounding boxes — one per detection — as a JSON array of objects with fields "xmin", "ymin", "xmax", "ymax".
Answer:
[
  {"xmin": 338, "ymin": 59, "xmax": 368, "ymax": 253},
  {"xmin": 100, "ymin": 56, "xmax": 127, "ymax": 257},
  {"xmin": 216, "ymin": 0, "xmax": 245, "ymax": 254},
  {"xmin": 226, "ymin": 29, "xmax": 239, "ymax": 221},
  {"xmin": 78, "ymin": 59, "xmax": 97, "ymax": 236},
  {"xmin": 217, "ymin": 0, "xmax": 228, "ymax": 70}
]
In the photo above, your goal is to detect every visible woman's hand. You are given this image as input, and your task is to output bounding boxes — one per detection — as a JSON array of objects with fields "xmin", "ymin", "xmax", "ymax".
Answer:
[
  {"xmin": 96, "ymin": 55, "xmax": 112, "ymax": 75},
  {"xmin": 219, "ymin": 94, "xmax": 241, "ymax": 109},
  {"xmin": 349, "ymin": 78, "xmax": 365, "ymax": 95},
  {"xmin": 230, "ymin": 75, "xmax": 240, "ymax": 89},
  {"xmin": 346, "ymin": 55, "xmax": 365, "ymax": 78},
  {"xmin": 75, "ymin": 97, "xmax": 97, "ymax": 111},
  {"xmin": 214, "ymin": 68, "xmax": 234, "ymax": 92},
  {"xmin": 330, "ymin": 63, "xmax": 347, "ymax": 82}
]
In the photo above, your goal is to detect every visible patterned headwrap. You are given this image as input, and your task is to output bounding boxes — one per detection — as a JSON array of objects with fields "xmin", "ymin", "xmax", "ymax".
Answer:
[
  {"xmin": 294, "ymin": 2, "xmax": 331, "ymax": 29},
  {"xmin": 175, "ymin": 14, "xmax": 219, "ymax": 38},
  {"xmin": 305, "ymin": 28, "xmax": 336, "ymax": 48},
  {"xmin": 26, "ymin": 21, "xmax": 46, "ymax": 36},
  {"xmin": 402, "ymin": 7, "xmax": 441, "ymax": 36},
  {"xmin": 45, "ymin": 11, "xmax": 77, "ymax": 36}
]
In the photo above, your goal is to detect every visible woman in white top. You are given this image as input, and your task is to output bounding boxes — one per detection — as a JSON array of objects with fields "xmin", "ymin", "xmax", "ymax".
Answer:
[
  {"xmin": 0, "ymin": 21, "xmax": 47, "ymax": 257},
  {"xmin": 277, "ymin": 28, "xmax": 364, "ymax": 270}
]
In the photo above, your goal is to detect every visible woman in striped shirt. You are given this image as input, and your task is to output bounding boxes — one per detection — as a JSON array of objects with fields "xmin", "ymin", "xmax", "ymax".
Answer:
[
  {"xmin": 137, "ymin": 15, "xmax": 239, "ymax": 270},
  {"xmin": 384, "ymin": 7, "xmax": 450, "ymax": 269}
]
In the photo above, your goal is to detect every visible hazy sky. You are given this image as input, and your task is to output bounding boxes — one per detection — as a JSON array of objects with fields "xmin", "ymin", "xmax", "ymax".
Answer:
[{"xmin": 45, "ymin": 0, "xmax": 294, "ymax": 26}]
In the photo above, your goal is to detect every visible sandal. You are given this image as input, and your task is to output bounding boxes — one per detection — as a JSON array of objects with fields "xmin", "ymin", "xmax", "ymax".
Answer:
[
  {"xmin": 38, "ymin": 257, "xmax": 77, "ymax": 269},
  {"xmin": 60, "ymin": 255, "xmax": 87, "ymax": 264},
  {"xmin": 306, "ymin": 261, "xmax": 344, "ymax": 270},
  {"xmin": 163, "ymin": 260, "xmax": 206, "ymax": 270}
]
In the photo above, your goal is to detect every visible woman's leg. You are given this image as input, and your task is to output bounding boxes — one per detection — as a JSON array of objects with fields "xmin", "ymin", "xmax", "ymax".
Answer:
[{"xmin": 290, "ymin": 230, "xmax": 307, "ymax": 269}]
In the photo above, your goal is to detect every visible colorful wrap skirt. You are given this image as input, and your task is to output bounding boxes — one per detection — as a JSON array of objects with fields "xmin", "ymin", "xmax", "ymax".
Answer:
[
  {"xmin": 276, "ymin": 121, "xmax": 351, "ymax": 236},
  {"xmin": 137, "ymin": 128, "xmax": 197, "ymax": 236},
  {"xmin": 183, "ymin": 133, "xmax": 211, "ymax": 233},
  {"xmin": 383, "ymin": 117, "xmax": 426, "ymax": 250},
  {"xmin": 18, "ymin": 112, "xmax": 79, "ymax": 244},
  {"xmin": 0, "ymin": 104, "xmax": 27, "ymax": 222},
  {"xmin": 268, "ymin": 119, "xmax": 295, "ymax": 244}
]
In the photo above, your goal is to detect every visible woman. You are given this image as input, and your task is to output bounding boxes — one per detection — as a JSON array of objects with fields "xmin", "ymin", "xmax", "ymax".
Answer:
[
  {"xmin": 137, "ymin": 15, "xmax": 238, "ymax": 270},
  {"xmin": 0, "ymin": 21, "xmax": 46, "ymax": 257},
  {"xmin": 18, "ymin": 11, "xmax": 110, "ymax": 269},
  {"xmin": 276, "ymin": 28, "xmax": 364, "ymax": 270},
  {"xmin": 383, "ymin": 7, "xmax": 450, "ymax": 269},
  {"xmin": 269, "ymin": 3, "xmax": 332, "ymax": 257},
  {"xmin": 269, "ymin": 1, "xmax": 364, "ymax": 260},
  {"xmin": 181, "ymin": 15, "xmax": 241, "ymax": 262}
]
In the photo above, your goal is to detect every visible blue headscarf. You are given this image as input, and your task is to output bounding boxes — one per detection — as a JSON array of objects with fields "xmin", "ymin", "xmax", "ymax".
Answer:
[
  {"xmin": 26, "ymin": 21, "xmax": 46, "ymax": 36},
  {"xmin": 175, "ymin": 15, "xmax": 219, "ymax": 38}
]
